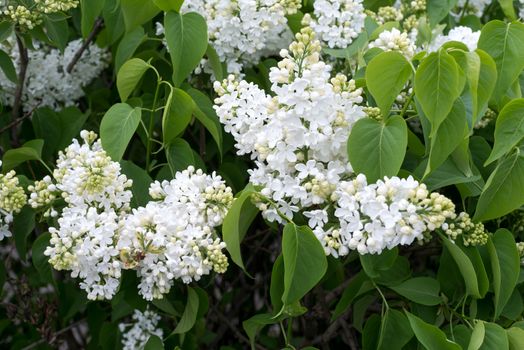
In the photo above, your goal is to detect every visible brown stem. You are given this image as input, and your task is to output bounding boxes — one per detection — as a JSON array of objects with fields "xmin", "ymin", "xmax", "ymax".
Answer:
[
  {"xmin": 20, "ymin": 319, "xmax": 86, "ymax": 350},
  {"xmin": 211, "ymin": 308, "xmax": 268, "ymax": 350},
  {"xmin": 66, "ymin": 18, "xmax": 104, "ymax": 74},
  {"xmin": 0, "ymin": 103, "xmax": 39, "ymax": 135},
  {"xmin": 10, "ymin": 33, "xmax": 29, "ymax": 147}
]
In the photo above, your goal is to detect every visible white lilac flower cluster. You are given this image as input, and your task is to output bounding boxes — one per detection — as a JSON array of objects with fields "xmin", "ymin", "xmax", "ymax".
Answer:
[
  {"xmin": 365, "ymin": 6, "xmax": 403, "ymax": 25},
  {"xmin": 303, "ymin": 0, "xmax": 367, "ymax": 49},
  {"xmin": 520, "ymin": 1, "xmax": 524, "ymax": 19},
  {"xmin": 328, "ymin": 175, "xmax": 456, "ymax": 255},
  {"xmin": 214, "ymin": 27, "xmax": 485, "ymax": 255},
  {"xmin": 0, "ymin": 38, "xmax": 110, "ymax": 112},
  {"xmin": 397, "ymin": 0, "xmax": 426, "ymax": 13},
  {"xmin": 27, "ymin": 176, "xmax": 58, "ymax": 218},
  {"xmin": 119, "ymin": 309, "xmax": 163, "ymax": 350},
  {"xmin": 429, "ymin": 26, "xmax": 480, "ymax": 52},
  {"xmin": 0, "ymin": 162, "xmax": 27, "ymax": 241},
  {"xmin": 368, "ymin": 28, "xmax": 416, "ymax": 58},
  {"xmin": 118, "ymin": 166, "xmax": 232, "ymax": 301},
  {"xmin": 179, "ymin": 0, "xmax": 301, "ymax": 76},
  {"xmin": 214, "ymin": 27, "xmax": 365, "ymax": 223},
  {"xmin": 29, "ymin": 132, "xmax": 231, "ymax": 300},
  {"xmin": 43, "ymin": 130, "xmax": 132, "ymax": 300},
  {"xmin": 1, "ymin": 0, "xmax": 78, "ymax": 29}
]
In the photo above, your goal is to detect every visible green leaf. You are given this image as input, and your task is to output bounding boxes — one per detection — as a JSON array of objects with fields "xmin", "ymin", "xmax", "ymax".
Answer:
[
  {"xmin": 162, "ymin": 88, "xmax": 195, "ymax": 145},
  {"xmin": 485, "ymin": 99, "xmax": 524, "ymax": 165},
  {"xmin": 120, "ymin": 161, "xmax": 152, "ymax": 207},
  {"xmin": 144, "ymin": 335, "xmax": 164, "ymax": 350},
  {"xmin": 187, "ymin": 88, "xmax": 223, "ymax": 157},
  {"xmin": 120, "ymin": 0, "xmax": 160, "ymax": 32},
  {"xmin": 440, "ymin": 234, "xmax": 481, "ymax": 298},
  {"xmin": 243, "ymin": 313, "xmax": 282, "ymax": 350},
  {"xmin": 12, "ymin": 206, "xmax": 35, "ymax": 258},
  {"xmin": 32, "ymin": 108, "xmax": 61, "ymax": 157},
  {"xmin": 451, "ymin": 50, "xmax": 484, "ymax": 127},
  {"xmin": 366, "ymin": 51, "xmax": 412, "ymax": 116},
  {"xmin": 152, "ymin": 298, "xmax": 179, "ymax": 318},
  {"xmin": 80, "ymin": 0, "xmax": 105, "ymax": 38},
  {"xmin": 468, "ymin": 321, "xmax": 485, "ymax": 350},
  {"xmin": 498, "ymin": 0, "xmax": 517, "ymax": 20},
  {"xmin": 360, "ymin": 248, "xmax": 398, "ymax": 279},
  {"xmin": 270, "ymin": 255, "xmax": 285, "ymax": 312},
  {"xmin": 377, "ymin": 309, "xmax": 413, "ymax": 350},
  {"xmin": 0, "ymin": 49, "xmax": 17, "ymax": 83},
  {"xmin": 44, "ymin": 17, "xmax": 69, "ymax": 51},
  {"xmin": 323, "ymin": 31, "xmax": 369, "ymax": 60},
  {"xmin": 415, "ymin": 49, "xmax": 462, "ymax": 137},
  {"xmin": 405, "ymin": 311, "xmax": 461, "ymax": 350},
  {"xmin": 172, "ymin": 286, "xmax": 199, "ymax": 334},
  {"xmin": 462, "ymin": 244, "xmax": 489, "ymax": 298},
  {"xmin": 374, "ymin": 255, "xmax": 411, "ymax": 286},
  {"xmin": 370, "ymin": 21, "xmax": 400, "ymax": 41},
  {"xmin": 480, "ymin": 322, "xmax": 509, "ymax": 350},
  {"xmin": 474, "ymin": 50, "xmax": 497, "ymax": 123},
  {"xmin": 389, "ymin": 277, "xmax": 441, "ymax": 306},
  {"xmin": 117, "ymin": 58, "xmax": 151, "ymax": 102},
  {"xmin": 221, "ymin": 185, "xmax": 258, "ymax": 273},
  {"xmin": 363, "ymin": 314, "xmax": 382, "ymax": 350},
  {"xmin": 57, "ymin": 107, "xmax": 89, "ymax": 150},
  {"xmin": 115, "ymin": 26, "xmax": 146, "ymax": 72},
  {"xmin": 153, "ymin": 0, "xmax": 184, "ymax": 11},
  {"xmin": 501, "ymin": 289, "xmax": 524, "ymax": 320},
  {"xmin": 474, "ymin": 149, "xmax": 524, "ymax": 221},
  {"xmin": 286, "ymin": 10, "xmax": 304, "ymax": 34},
  {"xmin": 507, "ymin": 327, "xmax": 524, "ymax": 350},
  {"xmin": 205, "ymin": 44, "xmax": 224, "ymax": 81},
  {"xmin": 100, "ymin": 103, "xmax": 142, "ymax": 161},
  {"xmin": 165, "ymin": 138, "xmax": 196, "ymax": 175},
  {"xmin": 363, "ymin": 0, "xmax": 395, "ymax": 11},
  {"xmin": 427, "ymin": 0, "xmax": 458, "ymax": 27},
  {"xmin": 425, "ymin": 98, "xmax": 468, "ymax": 177},
  {"xmin": 32, "ymin": 232, "xmax": 54, "ymax": 284},
  {"xmin": 31, "ymin": 106, "xmax": 86, "ymax": 158},
  {"xmin": 478, "ymin": 21, "xmax": 524, "ymax": 108},
  {"xmin": 487, "ymin": 229, "xmax": 520, "ymax": 319},
  {"xmin": 0, "ymin": 21, "xmax": 13, "ymax": 42},
  {"xmin": 332, "ymin": 271, "xmax": 373, "ymax": 321},
  {"xmin": 2, "ymin": 139, "xmax": 43, "ymax": 172},
  {"xmin": 164, "ymin": 11, "xmax": 208, "ymax": 86},
  {"xmin": 422, "ymin": 157, "xmax": 481, "ymax": 191},
  {"xmin": 348, "ymin": 116, "xmax": 407, "ymax": 183},
  {"xmin": 281, "ymin": 223, "xmax": 328, "ymax": 306}
]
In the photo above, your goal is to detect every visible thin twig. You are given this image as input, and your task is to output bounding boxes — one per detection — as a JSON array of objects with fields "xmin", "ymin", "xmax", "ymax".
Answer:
[
  {"xmin": 20, "ymin": 319, "xmax": 86, "ymax": 350},
  {"xmin": 66, "ymin": 18, "xmax": 104, "ymax": 74},
  {"xmin": 11, "ymin": 33, "xmax": 29, "ymax": 147},
  {"xmin": 0, "ymin": 104, "xmax": 40, "ymax": 135},
  {"xmin": 212, "ymin": 309, "xmax": 268, "ymax": 350}
]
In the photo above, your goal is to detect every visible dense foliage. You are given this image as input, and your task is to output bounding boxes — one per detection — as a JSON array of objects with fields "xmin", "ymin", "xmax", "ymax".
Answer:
[{"xmin": 1, "ymin": 0, "xmax": 524, "ymax": 349}]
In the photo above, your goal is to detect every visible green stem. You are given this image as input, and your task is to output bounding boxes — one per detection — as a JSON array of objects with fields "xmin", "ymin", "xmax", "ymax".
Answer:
[
  {"xmin": 373, "ymin": 281, "xmax": 389, "ymax": 314},
  {"xmin": 460, "ymin": 0, "xmax": 470, "ymax": 20},
  {"xmin": 279, "ymin": 321, "xmax": 296, "ymax": 349},
  {"xmin": 280, "ymin": 321, "xmax": 288, "ymax": 344},
  {"xmin": 400, "ymin": 91, "xmax": 415, "ymax": 118},
  {"xmin": 39, "ymin": 160, "xmax": 53, "ymax": 175},
  {"xmin": 146, "ymin": 82, "xmax": 161, "ymax": 172},
  {"xmin": 286, "ymin": 318, "xmax": 293, "ymax": 345}
]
